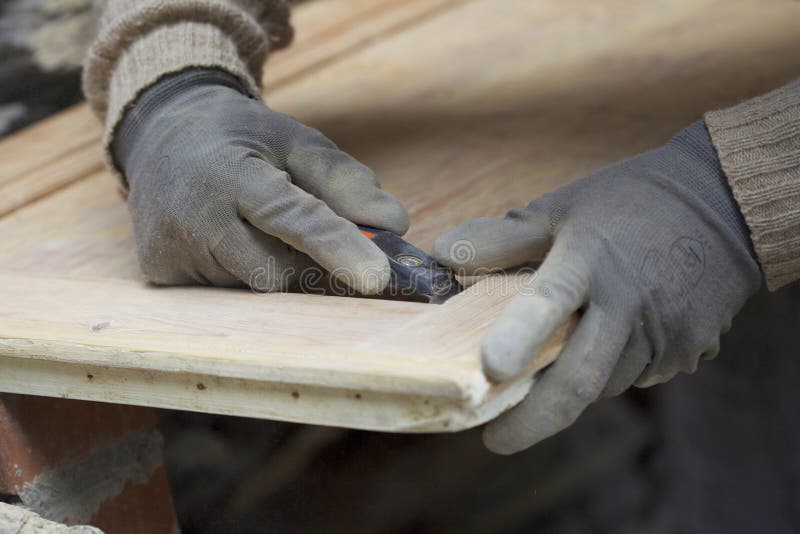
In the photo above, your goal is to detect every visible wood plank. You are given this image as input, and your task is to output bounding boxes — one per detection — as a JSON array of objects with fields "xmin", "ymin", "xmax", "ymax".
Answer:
[
  {"xmin": 3, "ymin": 0, "xmax": 799, "ymax": 272},
  {"xmin": 1, "ymin": 0, "xmax": 798, "ymax": 430},
  {"xmin": 0, "ymin": 107, "xmax": 102, "ymax": 218},
  {"xmin": 263, "ymin": 0, "xmax": 465, "ymax": 91},
  {"xmin": 267, "ymin": 0, "xmax": 800, "ymax": 251},
  {"xmin": 0, "ymin": 0, "xmax": 466, "ymax": 218},
  {"xmin": 0, "ymin": 271, "xmax": 571, "ymax": 431},
  {"xmin": 0, "ymin": 171, "xmax": 138, "ymax": 278}
]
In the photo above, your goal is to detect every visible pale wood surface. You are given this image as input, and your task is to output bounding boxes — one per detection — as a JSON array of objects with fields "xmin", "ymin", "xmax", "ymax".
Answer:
[
  {"xmin": 0, "ymin": 271, "xmax": 568, "ymax": 431},
  {"xmin": 263, "ymin": 0, "xmax": 466, "ymax": 91},
  {"xmin": 1, "ymin": 0, "xmax": 799, "ymax": 430},
  {"xmin": 0, "ymin": 0, "xmax": 465, "ymax": 218}
]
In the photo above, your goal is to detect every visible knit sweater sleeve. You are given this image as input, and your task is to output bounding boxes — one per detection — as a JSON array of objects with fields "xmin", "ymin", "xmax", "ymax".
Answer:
[
  {"xmin": 704, "ymin": 78, "xmax": 800, "ymax": 291},
  {"xmin": 82, "ymin": 0, "xmax": 292, "ymax": 171}
]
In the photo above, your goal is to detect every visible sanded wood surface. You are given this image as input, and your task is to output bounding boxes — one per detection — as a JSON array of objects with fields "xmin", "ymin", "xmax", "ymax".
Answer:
[
  {"xmin": 0, "ymin": 0, "xmax": 465, "ymax": 219},
  {"xmin": 1, "ymin": 0, "xmax": 799, "ymax": 430},
  {"xmin": 0, "ymin": 271, "xmax": 569, "ymax": 431}
]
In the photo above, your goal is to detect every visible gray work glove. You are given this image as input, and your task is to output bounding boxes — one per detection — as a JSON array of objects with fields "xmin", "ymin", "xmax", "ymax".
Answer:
[
  {"xmin": 433, "ymin": 121, "xmax": 762, "ymax": 454},
  {"xmin": 113, "ymin": 69, "xmax": 409, "ymax": 293}
]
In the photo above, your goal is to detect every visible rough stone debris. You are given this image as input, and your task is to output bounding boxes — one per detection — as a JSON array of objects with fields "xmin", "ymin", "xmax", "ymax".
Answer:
[
  {"xmin": 18, "ymin": 428, "xmax": 163, "ymax": 525},
  {"xmin": 0, "ymin": 396, "xmax": 177, "ymax": 532},
  {"xmin": 0, "ymin": 503, "xmax": 103, "ymax": 534}
]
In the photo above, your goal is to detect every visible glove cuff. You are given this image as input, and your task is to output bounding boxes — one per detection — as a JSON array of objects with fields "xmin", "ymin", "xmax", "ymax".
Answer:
[
  {"xmin": 664, "ymin": 120, "xmax": 757, "ymax": 261},
  {"xmin": 83, "ymin": 2, "xmax": 283, "ymax": 189},
  {"xmin": 112, "ymin": 68, "xmax": 249, "ymax": 185}
]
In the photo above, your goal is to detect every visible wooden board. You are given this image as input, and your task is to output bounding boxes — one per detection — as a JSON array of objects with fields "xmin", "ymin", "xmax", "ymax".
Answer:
[
  {"xmin": 0, "ymin": 272, "xmax": 569, "ymax": 432},
  {"xmin": 0, "ymin": 0, "xmax": 464, "ymax": 219},
  {"xmin": 1, "ymin": 0, "xmax": 799, "ymax": 430}
]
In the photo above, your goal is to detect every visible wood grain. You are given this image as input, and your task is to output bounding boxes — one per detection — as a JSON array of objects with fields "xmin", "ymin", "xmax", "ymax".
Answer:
[
  {"xmin": 0, "ymin": 107, "xmax": 102, "ymax": 218},
  {"xmin": 269, "ymin": 0, "xmax": 800, "ymax": 251},
  {"xmin": 263, "ymin": 0, "xmax": 466, "ymax": 91},
  {"xmin": 5, "ymin": 0, "xmax": 798, "ymax": 266},
  {"xmin": 0, "ymin": 0, "xmax": 466, "ymax": 218},
  {"xmin": 1, "ymin": 0, "xmax": 798, "ymax": 430},
  {"xmin": 0, "ymin": 271, "xmax": 569, "ymax": 431}
]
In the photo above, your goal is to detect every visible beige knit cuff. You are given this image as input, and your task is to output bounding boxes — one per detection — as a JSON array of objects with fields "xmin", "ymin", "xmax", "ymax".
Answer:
[
  {"xmin": 102, "ymin": 22, "xmax": 265, "ymax": 183},
  {"xmin": 82, "ymin": 1, "xmax": 276, "ymax": 184},
  {"xmin": 705, "ymin": 78, "xmax": 800, "ymax": 290}
]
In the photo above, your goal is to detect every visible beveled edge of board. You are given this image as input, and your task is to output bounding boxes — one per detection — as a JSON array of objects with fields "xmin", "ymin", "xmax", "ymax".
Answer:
[{"xmin": 0, "ymin": 270, "xmax": 572, "ymax": 432}]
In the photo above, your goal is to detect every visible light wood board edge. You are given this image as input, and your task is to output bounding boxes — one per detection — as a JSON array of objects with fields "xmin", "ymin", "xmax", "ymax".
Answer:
[
  {"xmin": 0, "ymin": 324, "xmax": 570, "ymax": 433},
  {"xmin": 0, "ymin": 270, "xmax": 573, "ymax": 432}
]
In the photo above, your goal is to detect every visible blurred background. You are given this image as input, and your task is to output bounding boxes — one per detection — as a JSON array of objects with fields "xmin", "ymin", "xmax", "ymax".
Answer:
[
  {"xmin": 0, "ymin": 0, "xmax": 89, "ymax": 136},
  {"xmin": 1, "ymin": 1, "xmax": 798, "ymax": 533}
]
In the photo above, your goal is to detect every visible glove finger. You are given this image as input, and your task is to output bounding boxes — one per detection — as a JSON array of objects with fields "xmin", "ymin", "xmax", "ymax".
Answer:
[
  {"xmin": 146, "ymin": 260, "xmax": 239, "ymax": 287},
  {"xmin": 194, "ymin": 258, "xmax": 243, "ymax": 288},
  {"xmin": 137, "ymin": 241, "xmax": 239, "ymax": 287},
  {"xmin": 483, "ymin": 304, "xmax": 629, "ymax": 454},
  {"xmin": 480, "ymin": 237, "xmax": 589, "ymax": 382},
  {"xmin": 209, "ymin": 220, "xmax": 317, "ymax": 292},
  {"xmin": 432, "ymin": 207, "xmax": 551, "ymax": 274},
  {"xmin": 601, "ymin": 324, "xmax": 650, "ymax": 398},
  {"xmin": 237, "ymin": 159, "xmax": 390, "ymax": 295},
  {"xmin": 634, "ymin": 339, "xmax": 717, "ymax": 388},
  {"xmin": 287, "ymin": 145, "xmax": 410, "ymax": 235}
]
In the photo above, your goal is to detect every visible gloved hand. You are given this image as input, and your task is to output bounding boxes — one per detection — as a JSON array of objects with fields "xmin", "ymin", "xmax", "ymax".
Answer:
[
  {"xmin": 113, "ymin": 68, "xmax": 409, "ymax": 294},
  {"xmin": 433, "ymin": 121, "xmax": 762, "ymax": 454}
]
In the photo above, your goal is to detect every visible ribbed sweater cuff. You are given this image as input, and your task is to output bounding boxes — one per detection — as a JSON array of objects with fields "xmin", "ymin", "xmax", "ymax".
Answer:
[
  {"xmin": 82, "ymin": 1, "xmax": 285, "ymax": 186},
  {"xmin": 705, "ymin": 79, "xmax": 800, "ymax": 290},
  {"xmin": 99, "ymin": 23, "xmax": 265, "ymax": 184}
]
